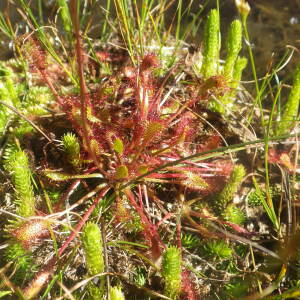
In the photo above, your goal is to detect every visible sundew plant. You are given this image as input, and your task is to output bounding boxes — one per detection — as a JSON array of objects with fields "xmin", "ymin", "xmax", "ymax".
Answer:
[{"xmin": 0, "ymin": 0, "xmax": 299, "ymax": 299}]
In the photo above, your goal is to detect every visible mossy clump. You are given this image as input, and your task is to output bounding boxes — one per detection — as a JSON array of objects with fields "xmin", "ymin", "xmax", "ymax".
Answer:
[
  {"xmin": 162, "ymin": 246, "xmax": 182, "ymax": 300},
  {"xmin": 81, "ymin": 222, "xmax": 105, "ymax": 299}
]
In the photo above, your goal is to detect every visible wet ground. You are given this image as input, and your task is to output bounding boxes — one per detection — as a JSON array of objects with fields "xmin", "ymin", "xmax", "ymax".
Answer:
[{"xmin": 0, "ymin": 0, "xmax": 299, "ymax": 78}]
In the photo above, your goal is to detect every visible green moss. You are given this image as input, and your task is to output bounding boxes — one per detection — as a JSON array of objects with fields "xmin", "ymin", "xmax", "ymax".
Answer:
[
  {"xmin": 82, "ymin": 222, "xmax": 104, "ymax": 276},
  {"xmin": 204, "ymin": 239, "xmax": 232, "ymax": 259},
  {"xmin": 277, "ymin": 64, "xmax": 300, "ymax": 135},
  {"xmin": 62, "ymin": 132, "xmax": 81, "ymax": 168},
  {"xmin": 0, "ymin": 65, "xmax": 19, "ymax": 107},
  {"xmin": 110, "ymin": 286, "xmax": 125, "ymax": 300},
  {"xmin": 162, "ymin": 246, "xmax": 182, "ymax": 300},
  {"xmin": 247, "ymin": 190, "xmax": 262, "ymax": 207},
  {"xmin": 181, "ymin": 233, "xmax": 200, "ymax": 250},
  {"xmin": 14, "ymin": 120, "xmax": 35, "ymax": 138},
  {"xmin": 215, "ymin": 165, "xmax": 245, "ymax": 213},
  {"xmin": 224, "ymin": 277, "xmax": 249, "ymax": 298},
  {"xmin": 4, "ymin": 242, "xmax": 35, "ymax": 281},
  {"xmin": 81, "ymin": 222, "xmax": 105, "ymax": 299},
  {"xmin": 5, "ymin": 150, "xmax": 36, "ymax": 218},
  {"xmin": 201, "ymin": 9, "xmax": 220, "ymax": 79},
  {"xmin": 134, "ymin": 267, "xmax": 147, "ymax": 286},
  {"xmin": 224, "ymin": 20, "xmax": 243, "ymax": 78},
  {"xmin": 231, "ymin": 56, "xmax": 248, "ymax": 90},
  {"xmin": 224, "ymin": 204, "xmax": 245, "ymax": 225}
]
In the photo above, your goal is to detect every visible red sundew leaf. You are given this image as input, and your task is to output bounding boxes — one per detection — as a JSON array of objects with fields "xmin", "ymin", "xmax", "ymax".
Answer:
[
  {"xmin": 213, "ymin": 161, "xmax": 233, "ymax": 177},
  {"xmin": 96, "ymin": 50, "xmax": 127, "ymax": 64},
  {"xmin": 20, "ymin": 35, "xmax": 47, "ymax": 73},
  {"xmin": 140, "ymin": 53, "xmax": 159, "ymax": 72},
  {"xmin": 22, "ymin": 258, "xmax": 56, "ymax": 299},
  {"xmin": 146, "ymin": 173, "xmax": 186, "ymax": 179},
  {"xmin": 157, "ymin": 212, "xmax": 175, "ymax": 228},
  {"xmin": 168, "ymin": 165, "xmax": 220, "ymax": 174},
  {"xmin": 141, "ymin": 121, "xmax": 165, "ymax": 147},
  {"xmin": 181, "ymin": 172, "xmax": 209, "ymax": 190},
  {"xmin": 114, "ymin": 195, "xmax": 132, "ymax": 223},
  {"xmin": 268, "ymin": 148, "xmax": 294, "ymax": 172},
  {"xmin": 96, "ymin": 51, "xmax": 111, "ymax": 62},
  {"xmin": 181, "ymin": 269, "xmax": 199, "ymax": 300},
  {"xmin": 197, "ymin": 135, "xmax": 222, "ymax": 152},
  {"xmin": 11, "ymin": 219, "xmax": 51, "ymax": 250},
  {"xmin": 123, "ymin": 66, "xmax": 136, "ymax": 80},
  {"xmin": 166, "ymin": 112, "xmax": 198, "ymax": 146}
]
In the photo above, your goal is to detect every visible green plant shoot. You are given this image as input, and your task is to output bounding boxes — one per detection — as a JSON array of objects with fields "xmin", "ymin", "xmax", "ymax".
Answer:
[
  {"xmin": 110, "ymin": 286, "xmax": 125, "ymax": 300},
  {"xmin": 216, "ymin": 165, "xmax": 245, "ymax": 213},
  {"xmin": 277, "ymin": 63, "xmax": 300, "ymax": 135},
  {"xmin": 81, "ymin": 222, "xmax": 105, "ymax": 298},
  {"xmin": 62, "ymin": 132, "xmax": 81, "ymax": 168},
  {"xmin": 6, "ymin": 150, "xmax": 35, "ymax": 218},
  {"xmin": 162, "ymin": 246, "xmax": 182, "ymax": 300},
  {"xmin": 224, "ymin": 20, "xmax": 243, "ymax": 78},
  {"xmin": 201, "ymin": 9, "xmax": 220, "ymax": 79}
]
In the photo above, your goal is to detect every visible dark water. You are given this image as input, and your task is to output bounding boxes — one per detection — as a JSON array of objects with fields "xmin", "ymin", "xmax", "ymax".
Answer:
[{"xmin": 0, "ymin": 0, "xmax": 299, "ymax": 77}]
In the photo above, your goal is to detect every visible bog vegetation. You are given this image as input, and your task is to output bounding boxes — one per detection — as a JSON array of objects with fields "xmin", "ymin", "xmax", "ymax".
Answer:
[{"xmin": 0, "ymin": 0, "xmax": 299, "ymax": 299}]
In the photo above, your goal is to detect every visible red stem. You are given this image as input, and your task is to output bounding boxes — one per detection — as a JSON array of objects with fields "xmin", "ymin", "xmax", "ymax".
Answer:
[
  {"xmin": 69, "ymin": 0, "xmax": 102, "ymax": 172},
  {"xmin": 125, "ymin": 189, "xmax": 165, "ymax": 251},
  {"xmin": 40, "ymin": 69, "xmax": 64, "ymax": 105}
]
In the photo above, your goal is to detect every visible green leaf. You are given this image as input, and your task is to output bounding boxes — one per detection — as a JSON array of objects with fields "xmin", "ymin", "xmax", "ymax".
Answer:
[
  {"xmin": 44, "ymin": 170, "xmax": 103, "ymax": 181},
  {"xmin": 115, "ymin": 165, "xmax": 129, "ymax": 180},
  {"xmin": 0, "ymin": 291, "xmax": 12, "ymax": 298},
  {"xmin": 138, "ymin": 165, "xmax": 148, "ymax": 175},
  {"xmin": 113, "ymin": 138, "xmax": 124, "ymax": 155},
  {"xmin": 252, "ymin": 177, "xmax": 279, "ymax": 229}
]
